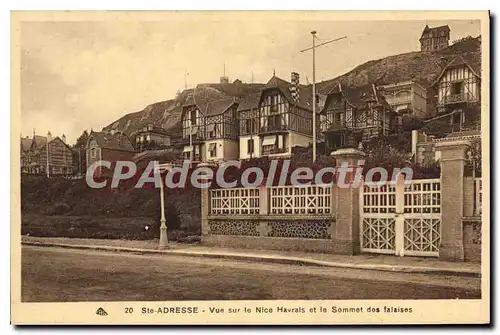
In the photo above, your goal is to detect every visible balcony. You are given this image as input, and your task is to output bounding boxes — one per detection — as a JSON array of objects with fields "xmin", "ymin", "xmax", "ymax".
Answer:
[
  {"xmin": 259, "ymin": 124, "xmax": 288, "ymax": 135},
  {"xmin": 441, "ymin": 93, "xmax": 475, "ymax": 105}
]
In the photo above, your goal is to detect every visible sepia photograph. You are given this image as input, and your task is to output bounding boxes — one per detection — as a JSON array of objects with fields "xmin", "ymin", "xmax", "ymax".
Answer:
[{"xmin": 10, "ymin": 10, "xmax": 490, "ymax": 325}]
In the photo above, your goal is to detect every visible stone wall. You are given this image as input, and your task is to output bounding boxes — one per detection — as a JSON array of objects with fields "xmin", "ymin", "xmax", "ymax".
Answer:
[
  {"xmin": 463, "ymin": 217, "xmax": 481, "ymax": 262},
  {"xmin": 203, "ymin": 215, "xmax": 337, "ymax": 253}
]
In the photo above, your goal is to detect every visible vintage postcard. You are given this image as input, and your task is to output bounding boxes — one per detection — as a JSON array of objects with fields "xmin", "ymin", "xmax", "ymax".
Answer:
[{"xmin": 11, "ymin": 10, "xmax": 490, "ymax": 325}]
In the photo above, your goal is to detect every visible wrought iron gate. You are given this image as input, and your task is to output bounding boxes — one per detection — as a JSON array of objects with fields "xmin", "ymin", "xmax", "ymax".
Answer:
[{"xmin": 360, "ymin": 178, "xmax": 441, "ymax": 257}]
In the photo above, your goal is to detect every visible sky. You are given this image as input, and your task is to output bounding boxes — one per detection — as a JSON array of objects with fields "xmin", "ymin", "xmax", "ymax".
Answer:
[{"xmin": 19, "ymin": 14, "xmax": 481, "ymax": 145}]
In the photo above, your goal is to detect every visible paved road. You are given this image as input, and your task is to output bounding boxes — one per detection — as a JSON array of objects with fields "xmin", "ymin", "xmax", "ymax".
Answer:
[{"xmin": 21, "ymin": 246, "xmax": 481, "ymax": 302}]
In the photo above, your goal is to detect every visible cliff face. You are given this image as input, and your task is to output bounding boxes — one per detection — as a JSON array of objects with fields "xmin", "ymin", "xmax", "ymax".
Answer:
[
  {"xmin": 103, "ymin": 36, "xmax": 481, "ymax": 137},
  {"xmin": 310, "ymin": 35, "xmax": 481, "ymax": 95}
]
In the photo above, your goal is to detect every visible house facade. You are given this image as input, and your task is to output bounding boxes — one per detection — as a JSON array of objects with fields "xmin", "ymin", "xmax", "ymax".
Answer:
[
  {"xmin": 378, "ymin": 80, "xmax": 428, "ymax": 118},
  {"xmin": 21, "ymin": 132, "xmax": 73, "ymax": 176},
  {"xmin": 320, "ymin": 83, "xmax": 399, "ymax": 152},
  {"xmin": 181, "ymin": 97, "xmax": 239, "ymax": 163},
  {"xmin": 433, "ymin": 54, "xmax": 481, "ymax": 133},
  {"xmin": 238, "ymin": 73, "xmax": 316, "ymax": 160},
  {"xmin": 86, "ymin": 130, "xmax": 135, "ymax": 177},
  {"xmin": 134, "ymin": 124, "xmax": 171, "ymax": 153},
  {"xmin": 420, "ymin": 25, "xmax": 450, "ymax": 52}
]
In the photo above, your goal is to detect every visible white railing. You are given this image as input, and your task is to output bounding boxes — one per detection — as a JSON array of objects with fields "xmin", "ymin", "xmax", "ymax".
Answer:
[
  {"xmin": 210, "ymin": 187, "xmax": 260, "ymax": 215},
  {"xmin": 403, "ymin": 179, "xmax": 441, "ymax": 214},
  {"xmin": 269, "ymin": 185, "xmax": 332, "ymax": 215},
  {"xmin": 473, "ymin": 178, "xmax": 482, "ymax": 216}
]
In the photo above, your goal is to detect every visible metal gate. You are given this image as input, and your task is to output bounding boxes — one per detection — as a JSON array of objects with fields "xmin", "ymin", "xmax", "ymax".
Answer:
[{"xmin": 360, "ymin": 178, "xmax": 441, "ymax": 257}]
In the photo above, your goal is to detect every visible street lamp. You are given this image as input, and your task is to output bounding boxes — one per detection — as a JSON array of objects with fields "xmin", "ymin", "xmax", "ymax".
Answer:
[{"xmin": 155, "ymin": 162, "xmax": 173, "ymax": 250}]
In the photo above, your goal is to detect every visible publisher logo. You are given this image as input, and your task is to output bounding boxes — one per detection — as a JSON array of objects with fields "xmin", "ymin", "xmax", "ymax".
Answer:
[{"xmin": 96, "ymin": 307, "xmax": 108, "ymax": 316}]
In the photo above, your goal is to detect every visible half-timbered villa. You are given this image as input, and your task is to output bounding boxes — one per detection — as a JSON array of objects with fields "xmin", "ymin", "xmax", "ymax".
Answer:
[
  {"xmin": 320, "ymin": 83, "xmax": 398, "ymax": 152},
  {"xmin": 237, "ymin": 72, "xmax": 317, "ymax": 159},
  {"xmin": 21, "ymin": 132, "xmax": 73, "ymax": 175},
  {"xmin": 432, "ymin": 53, "xmax": 481, "ymax": 133},
  {"xmin": 181, "ymin": 95, "xmax": 239, "ymax": 162}
]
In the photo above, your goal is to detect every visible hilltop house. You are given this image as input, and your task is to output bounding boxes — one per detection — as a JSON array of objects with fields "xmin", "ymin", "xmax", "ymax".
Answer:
[
  {"xmin": 134, "ymin": 124, "xmax": 171, "ymax": 153},
  {"xmin": 320, "ymin": 83, "xmax": 399, "ymax": 152},
  {"xmin": 420, "ymin": 25, "xmax": 450, "ymax": 52},
  {"xmin": 237, "ymin": 72, "xmax": 318, "ymax": 159},
  {"xmin": 21, "ymin": 132, "xmax": 73, "ymax": 176},
  {"xmin": 86, "ymin": 130, "xmax": 135, "ymax": 177}
]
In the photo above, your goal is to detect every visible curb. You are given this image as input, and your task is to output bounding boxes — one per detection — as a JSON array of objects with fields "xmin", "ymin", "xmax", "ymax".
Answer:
[{"xmin": 22, "ymin": 241, "xmax": 481, "ymax": 278}]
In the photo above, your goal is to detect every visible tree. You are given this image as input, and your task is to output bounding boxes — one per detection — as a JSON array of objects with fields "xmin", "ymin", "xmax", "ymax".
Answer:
[
  {"xmin": 73, "ymin": 130, "xmax": 89, "ymax": 175},
  {"xmin": 466, "ymin": 138, "xmax": 482, "ymax": 177}
]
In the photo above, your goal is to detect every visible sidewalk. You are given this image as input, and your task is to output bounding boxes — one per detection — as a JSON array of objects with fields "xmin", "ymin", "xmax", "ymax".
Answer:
[{"xmin": 21, "ymin": 236, "xmax": 481, "ymax": 277}]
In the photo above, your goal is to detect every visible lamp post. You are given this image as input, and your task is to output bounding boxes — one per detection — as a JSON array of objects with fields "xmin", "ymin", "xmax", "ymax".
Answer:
[{"xmin": 156, "ymin": 162, "xmax": 173, "ymax": 250}]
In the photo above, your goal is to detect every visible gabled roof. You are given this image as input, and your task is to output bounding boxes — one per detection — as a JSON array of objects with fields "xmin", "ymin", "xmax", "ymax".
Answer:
[
  {"xmin": 262, "ymin": 75, "xmax": 319, "ymax": 112},
  {"xmin": 420, "ymin": 25, "xmax": 450, "ymax": 40},
  {"xmin": 21, "ymin": 137, "xmax": 32, "ymax": 152},
  {"xmin": 182, "ymin": 89, "xmax": 236, "ymax": 117},
  {"xmin": 322, "ymin": 83, "xmax": 391, "ymax": 113},
  {"xmin": 87, "ymin": 131, "xmax": 135, "ymax": 152},
  {"xmin": 432, "ymin": 53, "xmax": 481, "ymax": 86},
  {"xmin": 237, "ymin": 92, "xmax": 261, "ymax": 112},
  {"xmin": 32, "ymin": 135, "xmax": 48, "ymax": 149},
  {"xmin": 204, "ymin": 97, "xmax": 237, "ymax": 116}
]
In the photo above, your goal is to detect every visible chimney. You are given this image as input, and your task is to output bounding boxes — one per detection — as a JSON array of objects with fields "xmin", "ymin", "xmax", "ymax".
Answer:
[
  {"xmin": 61, "ymin": 134, "xmax": 66, "ymax": 143},
  {"xmin": 290, "ymin": 72, "xmax": 300, "ymax": 102},
  {"xmin": 47, "ymin": 131, "xmax": 52, "ymax": 142}
]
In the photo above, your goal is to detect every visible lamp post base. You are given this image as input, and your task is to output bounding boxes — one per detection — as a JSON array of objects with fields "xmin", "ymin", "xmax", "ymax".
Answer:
[{"xmin": 158, "ymin": 225, "xmax": 169, "ymax": 250}]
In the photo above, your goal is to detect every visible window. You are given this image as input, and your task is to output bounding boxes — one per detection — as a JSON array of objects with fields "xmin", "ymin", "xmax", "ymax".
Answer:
[
  {"xmin": 91, "ymin": 148, "xmax": 96, "ymax": 159},
  {"xmin": 207, "ymin": 124, "xmax": 216, "ymax": 138},
  {"xmin": 208, "ymin": 143, "xmax": 217, "ymax": 158},
  {"xmin": 247, "ymin": 139, "xmax": 254, "ymax": 154},
  {"xmin": 451, "ymin": 82, "xmax": 463, "ymax": 95},
  {"xmin": 190, "ymin": 110, "xmax": 197, "ymax": 125},
  {"xmin": 262, "ymin": 145, "xmax": 275, "ymax": 156},
  {"xmin": 334, "ymin": 113, "xmax": 341, "ymax": 124},
  {"xmin": 245, "ymin": 119, "xmax": 257, "ymax": 134},
  {"xmin": 451, "ymin": 111, "xmax": 462, "ymax": 125},
  {"xmin": 262, "ymin": 136, "xmax": 277, "ymax": 155}
]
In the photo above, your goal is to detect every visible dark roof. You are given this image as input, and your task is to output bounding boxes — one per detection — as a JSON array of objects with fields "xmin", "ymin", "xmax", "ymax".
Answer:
[
  {"xmin": 237, "ymin": 92, "xmax": 261, "ymax": 112},
  {"xmin": 420, "ymin": 25, "xmax": 450, "ymax": 40},
  {"xmin": 322, "ymin": 83, "xmax": 391, "ymax": 113},
  {"xmin": 88, "ymin": 131, "xmax": 135, "ymax": 152},
  {"xmin": 135, "ymin": 125, "xmax": 171, "ymax": 136},
  {"xmin": 184, "ymin": 93, "xmax": 236, "ymax": 117},
  {"xmin": 21, "ymin": 137, "xmax": 32, "ymax": 152},
  {"xmin": 263, "ymin": 75, "xmax": 319, "ymax": 112},
  {"xmin": 32, "ymin": 135, "xmax": 48, "ymax": 148},
  {"xmin": 205, "ymin": 97, "xmax": 237, "ymax": 116},
  {"xmin": 432, "ymin": 53, "xmax": 481, "ymax": 86}
]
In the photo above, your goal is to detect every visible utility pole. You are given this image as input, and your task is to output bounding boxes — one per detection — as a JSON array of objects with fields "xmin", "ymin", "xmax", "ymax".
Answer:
[
  {"xmin": 184, "ymin": 70, "xmax": 189, "ymax": 90},
  {"xmin": 46, "ymin": 141, "xmax": 49, "ymax": 178},
  {"xmin": 301, "ymin": 33, "xmax": 347, "ymax": 162}
]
